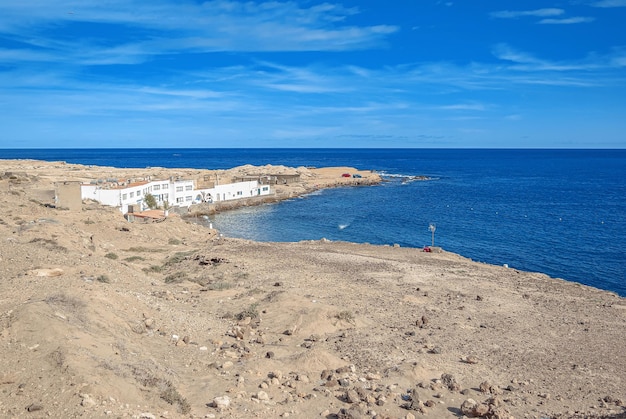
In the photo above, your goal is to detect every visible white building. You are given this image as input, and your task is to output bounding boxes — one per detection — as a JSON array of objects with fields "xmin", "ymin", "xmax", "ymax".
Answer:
[{"xmin": 81, "ymin": 177, "xmax": 271, "ymax": 214}]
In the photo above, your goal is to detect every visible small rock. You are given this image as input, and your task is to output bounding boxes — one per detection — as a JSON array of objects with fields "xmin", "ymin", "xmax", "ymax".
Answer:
[
  {"xmin": 80, "ymin": 395, "xmax": 96, "ymax": 408},
  {"xmin": 346, "ymin": 389, "xmax": 360, "ymax": 404},
  {"xmin": 462, "ymin": 355, "xmax": 479, "ymax": 364},
  {"xmin": 256, "ymin": 391, "xmax": 270, "ymax": 401},
  {"xmin": 266, "ymin": 351, "xmax": 275, "ymax": 359},
  {"xmin": 212, "ymin": 395, "xmax": 230, "ymax": 410},
  {"xmin": 474, "ymin": 403, "xmax": 489, "ymax": 416},
  {"xmin": 26, "ymin": 403, "xmax": 43, "ymax": 412},
  {"xmin": 460, "ymin": 398, "xmax": 478, "ymax": 416},
  {"xmin": 441, "ymin": 373, "xmax": 460, "ymax": 391}
]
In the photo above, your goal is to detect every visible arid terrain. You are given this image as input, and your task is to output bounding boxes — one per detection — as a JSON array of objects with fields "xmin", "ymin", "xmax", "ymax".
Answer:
[{"xmin": 0, "ymin": 160, "xmax": 624, "ymax": 419}]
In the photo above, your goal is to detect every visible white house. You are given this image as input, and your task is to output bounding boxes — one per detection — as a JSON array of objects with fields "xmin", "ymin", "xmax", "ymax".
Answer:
[
  {"xmin": 81, "ymin": 177, "xmax": 271, "ymax": 214},
  {"xmin": 194, "ymin": 181, "xmax": 271, "ymax": 204}
]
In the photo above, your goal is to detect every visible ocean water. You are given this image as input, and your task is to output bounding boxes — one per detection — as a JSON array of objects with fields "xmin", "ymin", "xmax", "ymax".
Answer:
[{"xmin": 2, "ymin": 148, "xmax": 625, "ymax": 296}]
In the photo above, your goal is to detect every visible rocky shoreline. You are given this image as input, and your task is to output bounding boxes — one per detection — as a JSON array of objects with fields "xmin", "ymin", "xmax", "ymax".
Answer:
[{"xmin": 0, "ymin": 159, "xmax": 625, "ymax": 419}]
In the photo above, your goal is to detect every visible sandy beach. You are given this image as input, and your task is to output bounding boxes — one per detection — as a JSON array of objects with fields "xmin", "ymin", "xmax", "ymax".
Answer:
[{"xmin": 0, "ymin": 160, "xmax": 624, "ymax": 419}]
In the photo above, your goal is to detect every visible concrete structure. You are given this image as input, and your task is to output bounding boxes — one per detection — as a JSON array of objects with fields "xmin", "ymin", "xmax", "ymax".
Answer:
[{"xmin": 81, "ymin": 177, "xmax": 271, "ymax": 214}]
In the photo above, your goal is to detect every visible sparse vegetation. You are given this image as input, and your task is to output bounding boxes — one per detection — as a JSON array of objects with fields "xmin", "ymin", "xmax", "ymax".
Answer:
[
  {"xmin": 129, "ymin": 366, "xmax": 190, "ymax": 414},
  {"xmin": 168, "ymin": 238, "xmax": 181, "ymax": 245},
  {"xmin": 164, "ymin": 272, "xmax": 188, "ymax": 284},
  {"xmin": 126, "ymin": 246, "xmax": 166, "ymax": 253},
  {"xmin": 104, "ymin": 252, "xmax": 118, "ymax": 260},
  {"xmin": 96, "ymin": 275, "xmax": 110, "ymax": 283},
  {"xmin": 45, "ymin": 293, "xmax": 86, "ymax": 312},
  {"xmin": 334, "ymin": 310, "xmax": 355, "ymax": 324},
  {"xmin": 143, "ymin": 265, "xmax": 163, "ymax": 274},
  {"xmin": 164, "ymin": 250, "xmax": 196, "ymax": 267},
  {"xmin": 123, "ymin": 255, "xmax": 145, "ymax": 262},
  {"xmin": 159, "ymin": 380, "xmax": 191, "ymax": 414},
  {"xmin": 144, "ymin": 193, "xmax": 158, "ymax": 210},
  {"xmin": 236, "ymin": 303, "xmax": 259, "ymax": 320},
  {"xmin": 206, "ymin": 281, "xmax": 234, "ymax": 291},
  {"xmin": 29, "ymin": 237, "xmax": 67, "ymax": 253}
]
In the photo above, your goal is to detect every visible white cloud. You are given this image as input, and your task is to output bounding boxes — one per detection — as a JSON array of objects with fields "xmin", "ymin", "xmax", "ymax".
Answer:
[
  {"xmin": 591, "ymin": 0, "xmax": 626, "ymax": 7},
  {"xmin": 538, "ymin": 17, "xmax": 595, "ymax": 24},
  {"xmin": 490, "ymin": 8, "xmax": 564, "ymax": 18},
  {"xmin": 0, "ymin": 0, "xmax": 399, "ymax": 66},
  {"xmin": 439, "ymin": 103, "xmax": 486, "ymax": 111}
]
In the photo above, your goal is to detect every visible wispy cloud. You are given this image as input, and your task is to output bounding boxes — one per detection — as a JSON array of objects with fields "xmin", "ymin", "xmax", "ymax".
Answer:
[
  {"xmin": 538, "ymin": 17, "xmax": 595, "ymax": 24},
  {"xmin": 490, "ymin": 8, "xmax": 564, "ymax": 19},
  {"xmin": 491, "ymin": 43, "xmax": 626, "ymax": 73},
  {"xmin": 591, "ymin": 0, "xmax": 626, "ymax": 7},
  {"xmin": 0, "ymin": 0, "xmax": 399, "ymax": 66}
]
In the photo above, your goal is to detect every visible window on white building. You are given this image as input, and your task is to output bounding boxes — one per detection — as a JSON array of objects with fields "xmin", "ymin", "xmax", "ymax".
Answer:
[
  {"xmin": 185, "ymin": 185, "xmax": 193, "ymax": 191},
  {"xmin": 176, "ymin": 186, "xmax": 183, "ymax": 192},
  {"xmin": 130, "ymin": 192, "xmax": 134, "ymax": 198},
  {"xmin": 185, "ymin": 196, "xmax": 192, "ymax": 201},
  {"xmin": 137, "ymin": 190, "xmax": 142, "ymax": 196},
  {"xmin": 153, "ymin": 184, "xmax": 160, "ymax": 191},
  {"xmin": 122, "ymin": 193, "xmax": 127, "ymax": 200},
  {"xmin": 176, "ymin": 197, "xmax": 184, "ymax": 203},
  {"xmin": 162, "ymin": 183, "xmax": 168, "ymax": 189}
]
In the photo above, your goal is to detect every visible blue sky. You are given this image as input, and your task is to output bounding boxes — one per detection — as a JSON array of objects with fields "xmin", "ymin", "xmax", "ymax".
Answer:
[{"xmin": 1, "ymin": 0, "xmax": 625, "ymax": 148}]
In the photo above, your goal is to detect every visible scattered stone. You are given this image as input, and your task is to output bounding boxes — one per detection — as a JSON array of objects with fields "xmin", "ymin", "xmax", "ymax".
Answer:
[
  {"xmin": 80, "ymin": 394, "xmax": 96, "ymax": 407},
  {"xmin": 479, "ymin": 381, "xmax": 503, "ymax": 395},
  {"xmin": 266, "ymin": 351, "xmax": 275, "ymax": 359},
  {"xmin": 461, "ymin": 398, "xmax": 478, "ymax": 415},
  {"xmin": 416, "ymin": 315, "xmax": 429, "ymax": 328},
  {"xmin": 346, "ymin": 389, "xmax": 360, "ymax": 404},
  {"xmin": 462, "ymin": 355, "xmax": 479, "ymax": 364},
  {"xmin": 26, "ymin": 403, "xmax": 43, "ymax": 412},
  {"xmin": 441, "ymin": 373, "xmax": 460, "ymax": 391},
  {"xmin": 256, "ymin": 391, "xmax": 270, "ymax": 401},
  {"xmin": 211, "ymin": 395, "xmax": 230, "ymax": 410},
  {"xmin": 320, "ymin": 369, "xmax": 334, "ymax": 381}
]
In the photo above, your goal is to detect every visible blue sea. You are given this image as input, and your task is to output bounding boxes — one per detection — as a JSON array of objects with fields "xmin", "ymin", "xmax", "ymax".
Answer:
[{"xmin": 2, "ymin": 148, "xmax": 625, "ymax": 297}]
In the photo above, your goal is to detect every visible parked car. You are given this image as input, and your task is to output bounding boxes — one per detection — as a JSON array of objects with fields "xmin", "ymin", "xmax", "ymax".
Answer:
[
  {"xmin": 342, "ymin": 173, "xmax": 351, "ymax": 178},
  {"xmin": 352, "ymin": 174, "xmax": 362, "ymax": 178}
]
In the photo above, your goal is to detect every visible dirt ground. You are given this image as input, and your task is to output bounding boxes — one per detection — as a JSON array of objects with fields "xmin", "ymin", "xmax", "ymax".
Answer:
[{"xmin": 0, "ymin": 160, "xmax": 624, "ymax": 419}]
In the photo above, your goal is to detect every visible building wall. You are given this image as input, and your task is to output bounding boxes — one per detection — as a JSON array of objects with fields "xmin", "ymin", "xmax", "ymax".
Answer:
[{"xmin": 81, "ymin": 178, "xmax": 269, "ymax": 214}]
